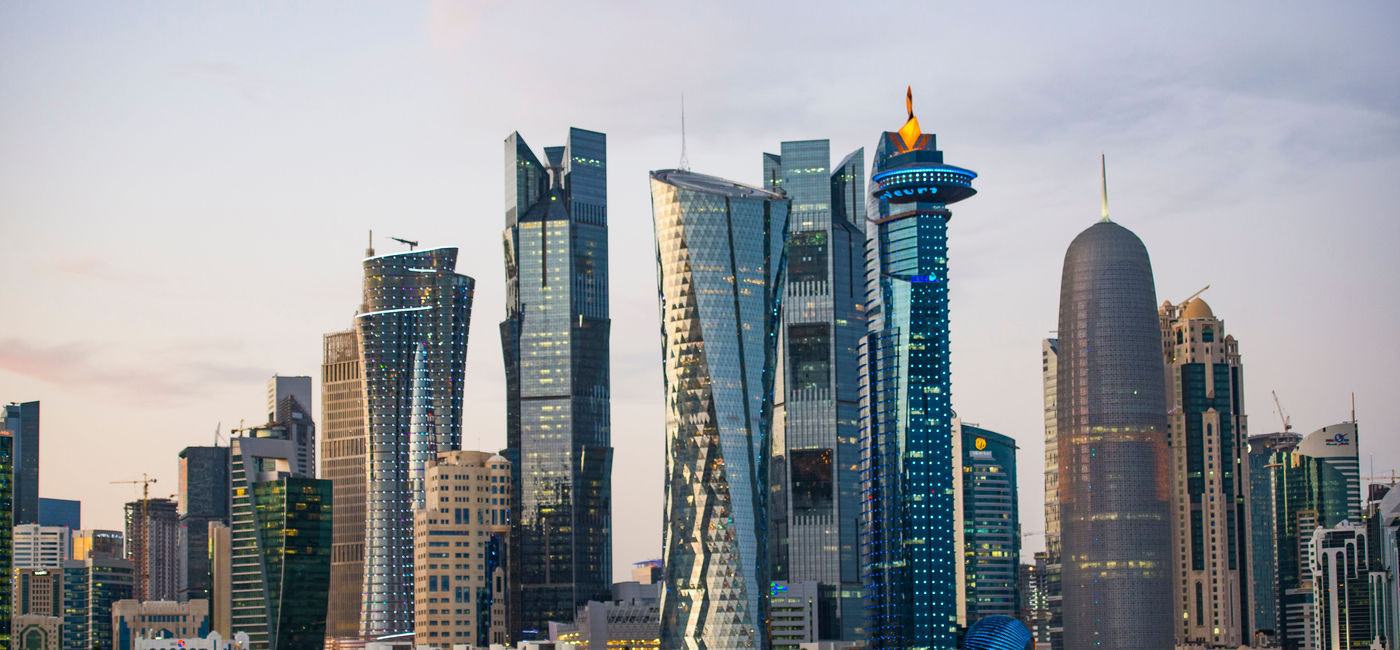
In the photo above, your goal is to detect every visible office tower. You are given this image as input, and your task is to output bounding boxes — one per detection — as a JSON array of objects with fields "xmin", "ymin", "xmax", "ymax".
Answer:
[
  {"xmin": 266, "ymin": 376, "xmax": 317, "ymax": 478},
  {"xmin": 1368, "ymin": 487, "xmax": 1400, "ymax": 646},
  {"xmin": 0, "ymin": 429, "xmax": 11, "ymax": 650},
  {"xmin": 64, "ymin": 555, "xmax": 136, "ymax": 650},
  {"xmin": 960, "ymin": 424, "xmax": 1021, "ymax": 621},
  {"xmin": 770, "ymin": 581, "xmax": 820, "ymax": 650},
  {"xmin": 859, "ymin": 90, "xmax": 978, "ymax": 650},
  {"xmin": 501, "ymin": 128, "xmax": 611, "ymax": 639},
  {"xmin": 1055, "ymin": 167, "xmax": 1173, "ymax": 647},
  {"xmin": 648, "ymin": 168, "xmax": 790, "ymax": 650},
  {"xmin": 320, "ymin": 328, "xmax": 366, "ymax": 642},
  {"xmin": 3, "ymin": 401, "xmax": 39, "ymax": 525},
  {"xmin": 1310, "ymin": 523, "xmax": 1371, "ymax": 648},
  {"xmin": 1160, "ymin": 295, "xmax": 1251, "ymax": 646},
  {"xmin": 210, "ymin": 521, "xmax": 233, "ymax": 638},
  {"xmin": 357, "ymin": 246, "xmax": 475, "ymax": 638},
  {"xmin": 124, "ymin": 498, "xmax": 180, "ymax": 601},
  {"xmin": 72, "ymin": 529, "xmax": 123, "ymax": 560},
  {"xmin": 229, "ymin": 424, "xmax": 330, "ymax": 650},
  {"xmin": 961, "ymin": 616, "xmax": 1033, "ymax": 650},
  {"xmin": 178, "ymin": 445, "xmax": 230, "ymax": 602},
  {"xmin": 762, "ymin": 139, "xmax": 866, "ymax": 640},
  {"xmin": 1249, "ymin": 431, "xmax": 1302, "ymax": 641},
  {"xmin": 1271, "ymin": 422, "xmax": 1361, "ymax": 649},
  {"xmin": 16, "ymin": 567, "xmax": 64, "ymax": 616},
  {"xmin": 113, "ymin": 599, "xmax": 211, "ymax": 650},
  {"xmin": 631, "ymin": 560, "xmax": 663, "ymax": 585},
  {"xmin": 1039, "ymin": 339, "xmax": 1063, "ymax": 649},
  {"xmin": 268, "ymin": 375, "xmax": 313, "ymax": 423},
  {"xmin": 38, "ymin": 498, "xmax": 80, "ymax": 530},
  {"xmin": 413, "ymin": 450, "xmax": 511, "ymax": 649},
  {"xmin": 1021, "ymin": 554, "xmax": 1051, "ymax": 644},
  {"xmin": 13, "ymin": 524, "xmax": 71, "ymax": 568}
]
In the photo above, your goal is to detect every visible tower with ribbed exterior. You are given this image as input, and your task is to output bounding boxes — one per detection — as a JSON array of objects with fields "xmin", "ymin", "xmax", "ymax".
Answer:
[
  {"xmin": 1055, "ymin": 162, "xmax": 1173, "ymax": 647},
  {"xmin": 859, "ymin": 88, "xmax": 977, "ymax": 650}
]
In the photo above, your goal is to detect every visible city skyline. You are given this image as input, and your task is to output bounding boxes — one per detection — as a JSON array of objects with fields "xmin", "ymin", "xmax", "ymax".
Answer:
[{"xmin": 1, "ymin": 1, "xmax": 1397, "ymax": 585}]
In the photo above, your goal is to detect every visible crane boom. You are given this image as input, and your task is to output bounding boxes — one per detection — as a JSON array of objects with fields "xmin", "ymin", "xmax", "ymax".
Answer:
[{"xmin": 1271, "ymin": 390, "xmax": 1292, "ymax": 433}]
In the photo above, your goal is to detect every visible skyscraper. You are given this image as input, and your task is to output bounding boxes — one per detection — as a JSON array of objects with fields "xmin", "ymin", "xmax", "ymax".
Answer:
[
  {"xmin": 649, "ymin": 168, "xmax": 789, "ymax": 650},
  {"xmin": 1055, "ymin": 167, "xmax": 1173, "ymax": 647},
  {"xmin": 357, "ymin": 246, "xmax": 474, "ymax": 637},
  {"xmin": 763, "ymin": 139, "xmax": 866, "ymax": 640},
  {"xmin": 124, "ymin": 498, "xmax": 180, "ymax": 602},
  {"xmin": 4, "ymin": 401, "xmax": 39, "ymax": 525},
  {"xmin": 1160, "ymin": 295, "xmax": 1251, "ymax": 646},
  {"xmin": 1310, "ymin": 522, "xmax": 1371, "ymax": 648},
  {"xmin": 1039, "ymin": 338, "xmax": 1063, "ymax": 649},
  {"xmin": 413, "ymin": 450, "xmax": 511, "ymax": 649},
  {"xmin": 960, "ymin": 424, "xmax": 1020, "ymax": 622},
  {"xmin": 1248, "ymin": 430, "xmax": 1302, "ymax": 642},
  {"xmin": 268, "ymin": 375, "xmax": 313, "ymax": 424},
  {"xmin": 321, "ymin": 328, "xmax": 366, "ymax": 643},
  {"xmin": 501, "ymin": 128, "xmax": 611, "ymax": 639},
  {"xmin": 1271, "ymin": 422, "xmax": 1361, "ymax": 649},
  {"xmin": 229, "ymin": 425, "xmax": 332, "ymax": 650},
  {"xmin": 268, "ymin": 375, "xmax": 316, "ymax": 479},
  {"xmin": 13, "ymin": 524, "xmax": 71, "ymax": 569},
  {"xmin": 1, "ymin": 428, "xmax": 14, "ymax": 650},
  {"xmin": 37, "ymin": 498, "xmax": 80, "ymax": 530},
  {"xmin": 859, "ymin": 90, "xmax": 977, "ymax": 649},
  {"xmin": 64, "ymin": 555, "xmax": 136, "ymax": 650},
  {"xmin": 178, "ymin": 445, "xmax": 230, "ymax": 602}
]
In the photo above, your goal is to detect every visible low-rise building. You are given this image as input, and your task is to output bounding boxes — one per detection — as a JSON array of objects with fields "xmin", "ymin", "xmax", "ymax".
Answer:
[
  {"xmin": 13, "ymin": 614, "xmax": 62, "ymax": 650},
  {"xmin": 771, "ymin": 581, "xmax": 819, "ymax": 650},
  {"xmin": 113, "ymin": 600, "xmax": 211, "ymax": 650}
]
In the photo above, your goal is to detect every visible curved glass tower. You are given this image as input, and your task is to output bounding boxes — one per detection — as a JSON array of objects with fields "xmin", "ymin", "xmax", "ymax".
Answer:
[
  {"xmin": 357, "ymin": 247, "xmax": 474, "ymax": 637},
  {"xmin": 1056, "ymin": 210, "xmax": 1172, "ymax": 647},
  {"xmin": 649, "ymin": 169, "xmax": 789, "ymax": 650},
  {"xmin": 860, "ymin": 90, "xmax": 977, "ymax": 650}
]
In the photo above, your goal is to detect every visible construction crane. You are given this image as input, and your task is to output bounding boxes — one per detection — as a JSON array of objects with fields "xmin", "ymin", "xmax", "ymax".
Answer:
[
  {"xmin": 1271, "ymin": 390, "xmax": 1293, "ymax": 433},
  {"xmin": 390, "ymin": 236, "xmax": 418, "ymax": 251},
  {"xmin": 111, "ymin": 473, "xmax": 158, "ymax": 596}
]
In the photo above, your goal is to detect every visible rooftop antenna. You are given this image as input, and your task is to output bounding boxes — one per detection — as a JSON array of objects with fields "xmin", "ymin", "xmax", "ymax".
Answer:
[
  {"xmin": 679, "ymin": 93, "xmax": 690, "ymax": 171},
  {"xmin": 1100, "ymin": 154, "xmax": 1111, "ymax": 222},
  {"xmin": 1351, "ymin": 392, "xmax": 1356, "ymax": 423},
  {"xmin": 366, "ymin": 229, "xmax": 375, "ymax": 257},
  {"xmin": 390, "ymin": 236, "xmax": 419, "ymax": 251}
]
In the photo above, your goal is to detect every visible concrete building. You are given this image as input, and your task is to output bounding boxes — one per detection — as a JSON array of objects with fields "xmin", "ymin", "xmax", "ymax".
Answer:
[
  {"xmin": 73, "ymin": 529, "xmax": 124, "ymax": 560},
  {"xmin": 13, "ymin": 615, "xmax": 62, "ymax": 650},
  {"xmin": 16, "ymin": 567, "xmax": 64, "ymax": 618},
  {"xmin": 1367, "ymin": 486, "xmax": 1400, "ymax": 649},
  {"xmin": 550, "ymin": 598, "xmax": 660, "ymax": 650},
  {"xmin": 1161, "ymin": 295, "xmax": 1251, "ymax": 647},
  {"xmin": 125, "ymin": 498, "xmax": 181, "ymax": 602},
  {"xmin": 208, "ymin": 522, "xmax": 232, "ymax": 638},
  {"xmin": 413, "ymin": 450, "xmax": 511, "ymax": 649},
  {"xmin": 860, "ymin": 90, "xmax": 979, "ymax": 650},
  {"xmin": 763, "ymin": 139, "xmax": 867, "ymax": 641},
  {"xmin": 178, "ymin": 445, "xmax": 229, "ymax": 602},
  {"xmin": 267, "ymin": 375, "xmax": 312, "ymax": 426},
  {"xmin": 3, "ymin": 400, "xmax": 40, "ymax": 525},
  {"xmin": 113, "ymin": 599, "xmax": 211, "ymax": 650},
  {"xmin": 1310, "ymin": 523, "xmax": 1371, "ymax": 648},
  {"xmin": 134, "ymin": 631, "xmax": 249, "ymax": 650},
  {"xmin": 321, "ymin": 327, "xmax": 366, "ymax": 644},
  {"xmin": 630, "ymin": 561, "xmax": 661, "ymax": 586},
  {"xmin": 771, "ymin": 581, "xmax": 819, "ymax": 650},
  {"xmin": 14, "ymin": 524, "xmax": 72, "ymax": 569},
  {"xmin": 1039, "ymin": 338, "xmax": 1062, "ymax": 650},
  {"xmin": 649, "ymin": 168, "xmax": 789, "ymax": 650},
  {"xmin": 1020, "ymin": 554, "xmax": 1051, "ymax": 644},
  {"xmin": 38, "ymin": 498, "xmax": 80, "ymax": 530},
  {"xmin": 267, "ymin": 376, "xmax": 316, "ymax": 480},
  {"xmin": 1055, "ymin": 165, "xmax": 1173, "ymax": 647},
  {"xmin": 502, "ymin": 128, "xmax": 612, "ymax": 641}
]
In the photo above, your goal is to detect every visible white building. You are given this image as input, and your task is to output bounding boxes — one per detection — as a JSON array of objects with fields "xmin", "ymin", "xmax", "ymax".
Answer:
[{"xmin": 13, "ymin": 524, "xmax": 70, "ymax": 569}]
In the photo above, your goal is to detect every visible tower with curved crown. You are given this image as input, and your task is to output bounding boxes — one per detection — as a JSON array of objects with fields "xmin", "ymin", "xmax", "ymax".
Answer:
[
  {"xmin": 1055, "ymin": 167, "xmax": 1173, "ymax": 648},
  {"xmin": 859, "ymin": 88, "xmax": 978, "ymax": 650}
]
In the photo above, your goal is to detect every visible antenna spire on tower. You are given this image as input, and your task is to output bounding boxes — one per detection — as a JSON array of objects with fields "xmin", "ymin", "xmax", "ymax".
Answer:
[
  {"xmin": 679, "ymin": 93, "xmax": 690, "ymax": 171},
  {"xmin": 1100, "ymin": 154, "xmax": 1111, "ymax": 222}
]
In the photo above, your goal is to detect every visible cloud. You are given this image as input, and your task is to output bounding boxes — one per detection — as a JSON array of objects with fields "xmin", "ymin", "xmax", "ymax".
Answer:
[
  {"xmin": 0, "ymin": 338, "xmax": 269, "ymax": 403},
  {"xmin": 177, "ymin": 61, "xmax": 265, "ymax": 104}
]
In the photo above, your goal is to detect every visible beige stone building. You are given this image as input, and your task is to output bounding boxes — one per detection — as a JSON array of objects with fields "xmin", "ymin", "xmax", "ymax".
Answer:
[
  {"xmin": 413, "ymin": 450, "xmax": 511, "ymax": 649},
  {"xmin": 112, "ymin": 600, "xmax": 211, "ymax": 650}
]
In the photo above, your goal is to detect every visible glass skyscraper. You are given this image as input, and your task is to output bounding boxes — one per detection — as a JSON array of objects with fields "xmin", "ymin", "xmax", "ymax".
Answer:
[
  {"xmin": 356, "ymin": 246, "xmax": 474, "ymax": 637},
  {"xmin": 649, "ymin": 168, "xmax": 789, "ymax": 650},
  {"xmin": 860, "ymin": 92, "xmax": 978, "ymax": 650},
  {"xmin": 501, "ymin": 128, "xmax": 611, "ymax": 639},
  {"xmin": 1247, "ymin": 430, "xmax": 1301, "ymax": 641},
  {"xmin": 1055, "ymin": 214, "xmax": 1173, "ymax": 645},
  {"xmin": 3, "ymin": 401, "xmax": 39, "ymax": 525},
  {"xmin": 1, "ymin": 428, "xmax": 12, "ymax": 650},
  {"xmin": 178, "ymin": 445, "xmax": 230, "ymax": 602},
  {"xmin": 960, "ymin": 423, "xmax": 1020, "ymax": 622},
  {"xmin": 763, "ymin": 139, "xmax": 865, "ymax": 640}
]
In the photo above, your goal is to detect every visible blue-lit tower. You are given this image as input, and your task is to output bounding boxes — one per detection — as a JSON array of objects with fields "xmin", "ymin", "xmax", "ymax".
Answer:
[{"xmin": 860, "ymin": 88, "xmax": 978, "ymax": 649}]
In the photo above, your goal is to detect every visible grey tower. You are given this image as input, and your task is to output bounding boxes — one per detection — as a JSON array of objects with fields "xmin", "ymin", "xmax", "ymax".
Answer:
[
  {"xmin": 501, "ymin": 128, "xmax": 612, "ymax": 640},
  {"xmin": 1056, "ymin": 190, "xmax": 1173, "ymax": 646},
  {"xmin": 649, "ymin": 169, "xmax": 789, "ymax": 650},
  {"xmin": 763, "ymin": 140, "xmax": 866, "ymax": 640},
  {"xmin": 3, "ymin": 401, "xmax": 39, "ymax": 525}
]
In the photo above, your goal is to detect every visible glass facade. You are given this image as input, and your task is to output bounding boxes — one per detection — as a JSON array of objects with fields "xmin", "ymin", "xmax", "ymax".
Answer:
[
  {"xmin": 178, "ymin": 445, "xmax": 230, "ymax": 602},
  {"xmin": 356, "ymin": 247, "xmax": 474, "ymax": 637},
  {"xmin": 1055, "ymin": 220, "xmax": 1173, "ymax": 647},
  {"xmin": 1247, "ymin": 431, "xmax": 1300, "ymax": 640},
  {"xmin": 859, "ymin": 105, "xmax": 977, "ymax": 650},
  {"xmin": 764, "ymin": 140, "xmax": 866, "ymax": 640},
  {"xmin": 501, "ymin": 128, "xmax": 611, "ymax": 639},
  {"xmin": 1, "ymin": 430, "xmax": 12, "ymax": 650},
  {"xmin": 961, "ymin": 425, "xmax": 1020, "ymax": 621},
  {"xmin": 4, "ymin": 401, "xmax": 39, "ymax": 525},
  {"xmin": 1038, "ymin": 339, "xmax": 1062, "ymax": 649},
  {"xmin": 649, "ymin": 169, "xmax": 789, "ymax": 650},
  {"xmin": 321, "ymin": 328, "xmax": 366, "ymax": 641}
]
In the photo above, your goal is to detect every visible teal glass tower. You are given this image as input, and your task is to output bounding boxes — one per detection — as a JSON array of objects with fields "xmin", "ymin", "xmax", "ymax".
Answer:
[
  {"xmin": 501, "ymin": 128, "xmax": 611, "ymax": 639},
  {"xmin": 763, "ymin": 140, "xmax": 866, "ymax": 640},
  {"xmin": 859, "ymin": 89, "xmax": 977, "ymax": 649},
  {"xmin": 649, "ymin": 169, "xmax": 789, "ymax": 650},
  {"xmin": 961, "ymin": 424, "xmax": 1020, "ymax": 621}
]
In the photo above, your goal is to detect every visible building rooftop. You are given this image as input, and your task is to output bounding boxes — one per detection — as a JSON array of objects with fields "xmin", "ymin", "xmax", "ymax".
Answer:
[{"xmin": 650, "ymin": 169, "xmax": 785, "ymax": 201}]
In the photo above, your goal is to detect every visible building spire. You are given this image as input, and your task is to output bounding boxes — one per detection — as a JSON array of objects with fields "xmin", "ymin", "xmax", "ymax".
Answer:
[
  {"xmin": 1100, "ymin": 154, "xmax": 1111, "ymax": 222},
  {"xmin": 679, "ymin": 93, "xmax": 690, "ymax": 171},
  {"xmin": 367, "ymin": 229, "xmax": 375, "ymax": 257},
  {"xmin": 897, "ymin": 86, "xmax": 922, "ymax": 150}
]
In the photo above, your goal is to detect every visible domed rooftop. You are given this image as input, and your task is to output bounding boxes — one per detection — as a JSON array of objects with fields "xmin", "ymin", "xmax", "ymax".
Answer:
[{"xmin": 1182, "ymin": 297, "xmax": 1214, "ymax": 319}]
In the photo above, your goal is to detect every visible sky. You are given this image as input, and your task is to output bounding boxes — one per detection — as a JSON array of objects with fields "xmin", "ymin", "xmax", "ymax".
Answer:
[{"xmin": 1, "ymin": 1, "xmax": 1397, "ymax": 583}]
